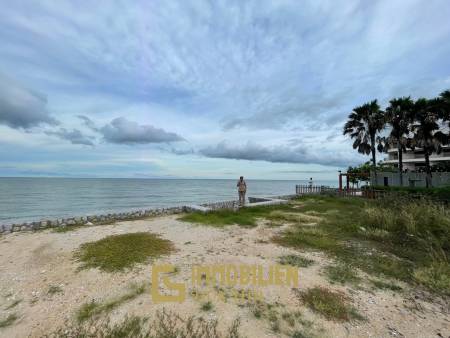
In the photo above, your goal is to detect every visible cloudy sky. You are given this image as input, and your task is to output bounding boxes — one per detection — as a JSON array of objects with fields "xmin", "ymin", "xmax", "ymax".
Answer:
[{"xmin": 1, "ymin": 0, "xmax": 450, "ymax": 180}]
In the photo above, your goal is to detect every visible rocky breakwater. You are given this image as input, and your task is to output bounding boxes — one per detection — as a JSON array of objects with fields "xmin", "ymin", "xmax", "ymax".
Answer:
[{"xmin": 0, "ymin": 206, "xmax": 184, "ymax": 234}]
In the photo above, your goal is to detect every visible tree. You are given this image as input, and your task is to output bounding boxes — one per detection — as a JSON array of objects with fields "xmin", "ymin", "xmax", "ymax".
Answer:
[
  {"xmin": 381, "ymin": 97, "xmax": 414, "ymax": 186},
  {"xmin": 409, "ymin": 98, "xmax": 449, "ymax": 188},
  {"xmin": 347, "ymin": 162, "xmax": 371, "ymax": 187},
  {"xmin": 437, "ymin": 90, "xmax": 450, "ymax": 130},
  {"xmin": 343, "ymin": 100, "xmax": 385, "ymax": 180}
]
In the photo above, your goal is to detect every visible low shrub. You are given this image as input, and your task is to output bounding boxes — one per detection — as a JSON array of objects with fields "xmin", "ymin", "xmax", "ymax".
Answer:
[{"xmin": 74, "ymin": 232, "xmax": 174, "ymax": 272}]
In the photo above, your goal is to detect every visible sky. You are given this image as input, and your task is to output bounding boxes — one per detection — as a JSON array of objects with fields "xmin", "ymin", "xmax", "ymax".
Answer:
[{"xmin": 1, "ymin": 0, "xmax": 450, "ymax": 180}]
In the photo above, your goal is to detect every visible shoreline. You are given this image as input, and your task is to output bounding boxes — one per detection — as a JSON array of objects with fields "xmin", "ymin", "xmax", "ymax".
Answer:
[{"xmin": 0, "ymin": 194, "xmax": 297, "ymax": 234}]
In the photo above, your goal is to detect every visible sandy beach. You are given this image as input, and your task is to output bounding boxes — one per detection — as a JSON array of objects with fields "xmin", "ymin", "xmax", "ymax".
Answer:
[{"xmin": 0, "ymin": 212, "xmax": 448, "ymax": 338}]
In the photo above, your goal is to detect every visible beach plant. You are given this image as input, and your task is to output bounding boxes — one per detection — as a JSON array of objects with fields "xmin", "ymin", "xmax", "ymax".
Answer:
[
  {"xmin": 274, "ymin": 196, "xmax": 450, "ymax": 295},
  {"xmin": 200, "ymin": 301, "xmax": 214, "ymax": 311},
  {"xmin": 74, "ymin": 232, "xmax": 174, "ymax": 272},
  {"xmin": 47, "ymin": 285, "xmax": 64, "ymax": 295},
  {"xmin": 298, "ymin": 287, "xmax": 364, "ymax": 322},
  {"xmin": 76, "ymin": 282, "xmax": 147, "ymax": 322},
  {"xmin": 323, "ymin": 263, "xmax": 361, "ymax": 286},
  {"xmin": 0, "ymin": 313, "xmax": 18, "ymax": 328},
  {"xmin": 4, "ymin": 299, "xmax": 22, "ymax": 310},
  {"xmin": 180, "ymin": 204, "xmax": 296, "ymax": 228},
  {"xmin": 46, "ymin": 310, "xmax": 241, "ymax": 338},
  {"xmin": 278, "ymin": 254, "xmax": 314, "ymax": 268}
]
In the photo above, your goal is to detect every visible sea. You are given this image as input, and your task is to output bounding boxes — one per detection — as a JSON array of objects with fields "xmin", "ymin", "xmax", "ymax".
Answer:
[{"xmin": 0, "ymin": 178, "xmax": 337, "ymax": 225}]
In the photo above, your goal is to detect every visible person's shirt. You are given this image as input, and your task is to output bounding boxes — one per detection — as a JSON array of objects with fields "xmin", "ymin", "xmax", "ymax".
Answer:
[{"xmin": 237, "ymin": 180, "xmax": 247, "ymax": 192}]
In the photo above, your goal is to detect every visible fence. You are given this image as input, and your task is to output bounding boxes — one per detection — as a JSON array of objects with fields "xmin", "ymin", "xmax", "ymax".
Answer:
[
  {"xmin": 296, "ymin": 185, "xmax": 365, "ymax": 197},
  {"xmin": 296, "ymin": 185, "xmax": 328, "ymax": 195}
]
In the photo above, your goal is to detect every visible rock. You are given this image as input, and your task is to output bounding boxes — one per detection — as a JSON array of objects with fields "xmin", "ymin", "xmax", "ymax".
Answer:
[{"xmin": 85, "ymin": 221, "xmax": 93, "ymax": 226}]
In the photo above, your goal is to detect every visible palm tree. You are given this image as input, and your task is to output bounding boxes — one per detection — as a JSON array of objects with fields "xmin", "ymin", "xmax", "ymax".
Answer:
[
  {"xmin": 343, "ymin": 100, "xmax": 385, "ymax": 181},
  {"xmin": 381, "ymin": 97, "xmax": 414, "ymax": 186},
  {"xmin": 410, "ymin": 98, "xmax": 449, "ymax": 188},
  {"xmin": 438, "ymin": 90, "xmax": 450, "ymax": 130}
]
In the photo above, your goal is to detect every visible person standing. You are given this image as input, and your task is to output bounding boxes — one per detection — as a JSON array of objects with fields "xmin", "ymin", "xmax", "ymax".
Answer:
[{"xmin": 237, "ymin": 176, "xmax": 247, "ymax": 206}]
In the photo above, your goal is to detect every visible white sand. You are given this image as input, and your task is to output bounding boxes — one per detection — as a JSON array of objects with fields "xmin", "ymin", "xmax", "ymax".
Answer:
[{"xmin": 0, "ymin": 215, "xmax": 448, "ymax": 337}]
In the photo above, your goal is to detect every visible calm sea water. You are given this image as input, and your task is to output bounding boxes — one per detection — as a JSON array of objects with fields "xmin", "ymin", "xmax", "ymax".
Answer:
[{"xmin": 0, "ymin": 178, "xmax": 336, "ymax": 224}]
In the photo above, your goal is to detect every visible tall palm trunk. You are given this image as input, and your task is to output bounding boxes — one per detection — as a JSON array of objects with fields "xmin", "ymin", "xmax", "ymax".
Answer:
[
  {"xmin": 370, "ymin": 134, "xmax": 377, "ymax": 183},
  {"xmin": 397, "ymin": 143, "xmax": 403, "ymax": 186},
  {"xmin": 424, "ymin": 151, "xmax": 432, "ymax": 188}
]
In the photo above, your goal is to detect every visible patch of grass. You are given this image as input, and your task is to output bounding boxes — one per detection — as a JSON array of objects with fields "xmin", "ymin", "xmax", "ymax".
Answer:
[
  {"xmin": 281, "ymin": 312, "xmax": 295, "ymax": 327},
  {"xmin": 180, "ymin": 204, "xmax": 297, "ymax": 228},
  {"xmin": 413, "ymin": 260, "xmax": 450, "ymax": 296},
  {"xmin": 47, "ymin": 285, "xmax": 64, "ymax": 295},
  {"xmin": 278, "ymin": 254, "xmax": 314, "ymax": 268},
  {"xmin": 76, "ymin": 282, "xmax": 147, "ymax": 322},
  {"xmin": 323, "ymin": 263, "xmax": 361, "ymax": 286},
  {"xmin": 74, "ymin": 232, "xmax": 174, "ymax": 272},
  {"xmin": 0, "ymin": 313, "xmax": 18, "ymax": 328},
  {"xmin": 268, "ymin": 211, "xmax": 322, "ymax": 225},
  {"xmin": 49, "ymin": 310, "xmax": 241, "ymax": 338},
  {"xmin": 299, "ymin": 287, "xmax": 364, "ymax": 322},
  {"xmin": 369, "ymin": 279, "xmax": 403, "ymax": 292},
  {"xmin": 4, "ymin": 299, "xmax": 22, "ymax": 310},
  {"xmin": 200, "ymin": 301, "xmax": 214, "ymax": 311},
  {"xmin": 274, "ymin": 196, "xmax": 450, "ymax": 296}
]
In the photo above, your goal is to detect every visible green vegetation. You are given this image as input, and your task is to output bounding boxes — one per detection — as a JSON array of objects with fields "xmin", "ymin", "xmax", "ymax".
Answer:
[
  {"xmin": 76, "ymin": 282, "xmax": 146, "ymax": 322},
  {"xmin": 323, "ymin": 263, "xmax": 361, "ymax": 286},
  {"xmin": 298, "ymin": 287, "xmax": 364, "ymax": 322},
  {"xmin": 344, "ymin": 90, "xmax": 450, "ymax": 188},
  {"xmin": 0, "ymin": 313, "xmax": 18, "ymax": 328},
  {"xmin": 372, "ymin": 185, "xmax": 450, "ymax": 201},
  {"xmin": 180, "ymin": 204, "xmax": 300, "ymax": 227},
  {"xmin": 200, "ymin": 301, "xmax": 214, "ymax": 311},
  {"xmin": 248, "ymin": 300, "xmax": 319, "ymax": 336},
  {"xmin": 74, "ymin": 232, "xmax": 174, "ymax": 272},
  {"xmin": 369, "ymin": 279, "xmax": 402, "ymax": 292},
  {"xmin": 274, "ymin": 196, "xmax": 450, "ymax": 295},
  {"xmin": 51, "ymin": 310, "xmax": 241, "ymax": 338},
  {"xmin": 278, "ymin": 254, "xmax": 314, "ymax": 268},
  {"xmin": 47, "ymin": 285, "xmax": 64, "ymax": 295},
  {"xmin": 4, "ymin": 299, "xmax": 21, "ymax": 310}
]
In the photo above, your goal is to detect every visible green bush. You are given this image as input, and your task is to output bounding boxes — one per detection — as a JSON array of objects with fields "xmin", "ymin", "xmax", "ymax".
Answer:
[
  {"xmin": 372, "ymin": 185, "xmax": 450, "ymax": 201},
  {"xmin": 362, "ymin": 198, "xmax": 450, "ymax": 253}
]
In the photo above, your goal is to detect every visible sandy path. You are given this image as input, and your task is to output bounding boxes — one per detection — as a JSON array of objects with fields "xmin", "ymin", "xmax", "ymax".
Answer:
[{"xmin": 0, "ymin": 215, "xmax": 448, "ymax": 338}]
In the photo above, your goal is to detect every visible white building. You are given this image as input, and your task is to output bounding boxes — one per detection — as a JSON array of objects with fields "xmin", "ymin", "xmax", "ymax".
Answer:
[{"xmin": 384, "ymin": 145, "xmax": 450, "ymax": 170}]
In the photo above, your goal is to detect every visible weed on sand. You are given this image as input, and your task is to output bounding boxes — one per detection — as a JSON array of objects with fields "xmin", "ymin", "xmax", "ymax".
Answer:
[
  {"xmin": 51, "ymin": 310, "xmax": 241, "ymax": 338},
  {"xmin": 274, "ymin": 196, "xmax": 450, "ymax": 296},
  {"xmin": 0, "ymin": 313, "xmax": 18, "ymax": 328},
  {"xmin": 323, "ymin": 263, "xmax": 361, "ymax": 286},
  {"xmin": 298, "ymin": 287, "xmax": 364, "ymax": 322},
  {"xmin": 278, "ymin": 254, "xmax": 315, "ymax": 268},
  {"xmin": 76, "ymin": 283, "xmax": 147, "ymax": 322},
  {"xmin": 180, "ymin": 204, "xmax": 301, "ymax": 228},
  {"xmin": 74, "ymin": 232, "xmax": 174, "ymax": 272}
]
